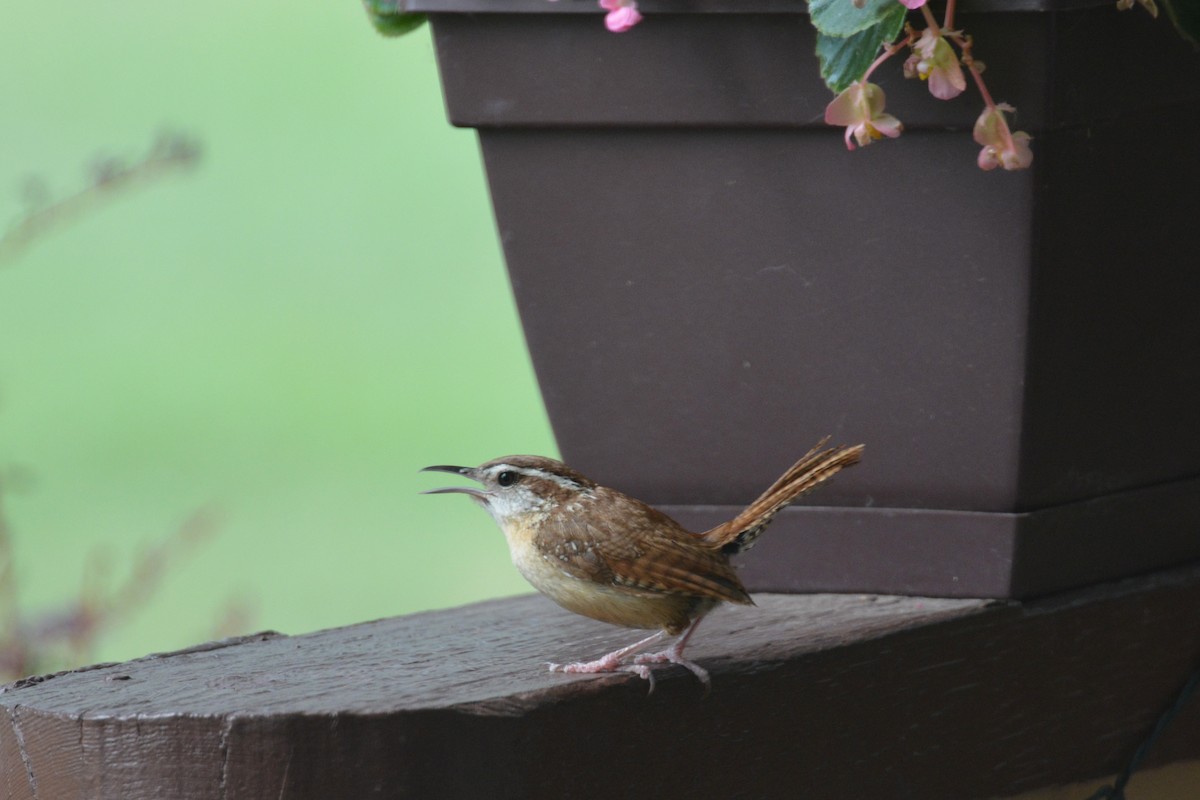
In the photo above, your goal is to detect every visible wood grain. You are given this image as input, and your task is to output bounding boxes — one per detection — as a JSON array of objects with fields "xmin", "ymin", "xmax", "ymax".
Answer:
[{"xmin": 2, "ymin": 564, "xmax": 1199, "ymax": 799}]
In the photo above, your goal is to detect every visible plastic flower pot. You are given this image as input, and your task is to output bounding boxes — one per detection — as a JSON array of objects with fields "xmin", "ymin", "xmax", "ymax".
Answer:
[{"xmin": 404, "ymin": 0, "xmax": 1200, "ymax": 598}]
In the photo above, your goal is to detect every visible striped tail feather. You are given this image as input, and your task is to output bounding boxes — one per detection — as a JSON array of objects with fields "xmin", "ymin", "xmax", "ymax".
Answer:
[{"xmin": 700, "ymin": 439, "xmax": 864, "ymax": 554}]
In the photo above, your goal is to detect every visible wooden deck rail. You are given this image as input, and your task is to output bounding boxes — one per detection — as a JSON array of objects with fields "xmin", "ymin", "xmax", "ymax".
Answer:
[{"xmin": 2, "ymin": 563, "xmax": 1199, "ymax": 799}]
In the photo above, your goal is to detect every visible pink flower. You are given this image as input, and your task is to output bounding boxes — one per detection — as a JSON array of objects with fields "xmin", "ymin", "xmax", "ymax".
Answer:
[
  {"xmin": 898, "ymin": 0, "xmax": 928, "ymax": 7},
  {"xmin": 600, "ymin": 0, "xmax": 642, "ymax": 33},
  {"xmin": 908, "ymin": 28, "xmax": 966, "ymax": 100},
  {"xmin": 824, "ymin": 81, "xmax": 904, "ymax": 150},
  {"xmin": 974, "ymin": 104, "xmax": 1033, "ymax": 171},
  {"xmin": 1116, "ymin": 0, "xmax": 1159, "ymax": 17}
]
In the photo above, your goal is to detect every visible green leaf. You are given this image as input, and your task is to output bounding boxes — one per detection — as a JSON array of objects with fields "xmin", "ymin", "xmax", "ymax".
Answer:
[
  {"xmin": 362, "ymin": 0, "xmax": 427, "ymax": 37},
  {"xmin": 815, "ymin": 6, "xmax": 908, "ymax": 94},
  {"xmin": 808, "ymin": 0, "xmax": 907, "ymax": 38},
  {"xmin": 1161, "ymin": 0, "xmax": 1200, "ymax": 47}
]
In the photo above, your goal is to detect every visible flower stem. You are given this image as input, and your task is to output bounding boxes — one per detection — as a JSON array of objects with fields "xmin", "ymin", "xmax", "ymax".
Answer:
[
  {"xmin": 957, "ymin": 37, "xmax": 997, "ymax": 108},
  {"xmin": 920, "ymin": 3, "xmax": 941, "ymax": 36},
  {"xmin": 966, "ymin": 63, "xmax": 995, "ymax": 108},
  {"xmin": 862, "ymin": 31, "xmax": 914, "ymax": 82},
  {"xmin": 944, "ymin": 0, "xmax": 958, "ymax": 31}
]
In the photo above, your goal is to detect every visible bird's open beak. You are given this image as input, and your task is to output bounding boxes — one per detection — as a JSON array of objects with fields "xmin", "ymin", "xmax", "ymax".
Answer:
[{"xmin": 420, "ymin": 465, "xmax": 487, "ymax": 499}]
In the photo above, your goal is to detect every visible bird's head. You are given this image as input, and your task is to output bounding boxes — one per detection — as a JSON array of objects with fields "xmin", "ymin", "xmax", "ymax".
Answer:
[{"xmin": 421, "ymin": 455, "xmax": 597, "ymax": 524}]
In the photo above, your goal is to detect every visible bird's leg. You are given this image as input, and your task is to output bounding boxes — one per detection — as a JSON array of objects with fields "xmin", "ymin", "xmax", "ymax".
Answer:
[
  {"xmin": 547, "ymin": 630, "xmax": 664, "ymax": 676},
  {"xmin": 631, "ymin": 617, "xmax": 710, "ymax": 688}
]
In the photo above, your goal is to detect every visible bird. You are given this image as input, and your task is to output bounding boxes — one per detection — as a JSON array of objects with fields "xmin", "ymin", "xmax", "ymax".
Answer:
[{"xmin": 421, "ymin": 438, "xmax": 863, "ymax": 689}]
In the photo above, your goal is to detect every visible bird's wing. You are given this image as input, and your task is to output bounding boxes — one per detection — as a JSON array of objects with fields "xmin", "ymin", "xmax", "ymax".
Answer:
[{"xmin": 533, "ymin": 492, "xmax": 752, "ymax": 606}]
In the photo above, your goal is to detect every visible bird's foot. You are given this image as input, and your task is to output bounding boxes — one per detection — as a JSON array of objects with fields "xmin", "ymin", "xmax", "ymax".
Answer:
[
  {"xmin": 546, "ymin": 653, "xmax": 627, "ymax": 675},
  {"xmin": 546, "ymin": 631, "xmax": 663, "ymax": 677},
  {"xmin": 632, "ymin": 647, "xmax": 711, "ymax": 691},
  {"xmin": 546, "ymin": 656, "xmax": 659, "ymax": 693},
  {"xmin": 546, "ymin": 630, "xmax": 669, "ymax": 691}
]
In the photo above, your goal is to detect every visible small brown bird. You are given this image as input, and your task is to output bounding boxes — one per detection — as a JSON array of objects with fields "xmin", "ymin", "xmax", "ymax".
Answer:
[{"xmin": 422, "ymin": 439, "xmax": 863, "ymax": 689}]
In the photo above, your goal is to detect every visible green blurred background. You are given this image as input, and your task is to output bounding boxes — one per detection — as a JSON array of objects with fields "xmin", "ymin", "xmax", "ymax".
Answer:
[{"xmin": 0, "ymin": 1, "xmax": 555, "ymax": 665}]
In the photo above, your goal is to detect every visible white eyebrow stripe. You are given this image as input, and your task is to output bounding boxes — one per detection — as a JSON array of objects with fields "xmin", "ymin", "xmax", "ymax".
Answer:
[{"xmin": 489, "ymin": 464, "xmax": 582, "ymax": 490}]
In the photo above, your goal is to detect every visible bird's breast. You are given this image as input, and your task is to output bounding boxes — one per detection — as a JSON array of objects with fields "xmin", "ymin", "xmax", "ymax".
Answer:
[{"xmin": 499, "ymin": 516, "xmax": 703, "ymax": 633}]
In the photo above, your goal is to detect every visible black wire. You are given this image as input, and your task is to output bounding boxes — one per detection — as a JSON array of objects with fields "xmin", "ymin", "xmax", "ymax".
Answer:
[{"xmin": 1085, "ymin": 664, "xmax": 1200, "ymax": 800}]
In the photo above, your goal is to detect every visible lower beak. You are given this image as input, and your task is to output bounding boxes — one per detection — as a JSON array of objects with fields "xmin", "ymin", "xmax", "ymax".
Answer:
[
  {"xmin": 421, "ymin": 485, "xmax": 488, "ymax": 499},
  {"xmin": 420, "ymin": 465, "xmax": 488, "ymax": 499}
]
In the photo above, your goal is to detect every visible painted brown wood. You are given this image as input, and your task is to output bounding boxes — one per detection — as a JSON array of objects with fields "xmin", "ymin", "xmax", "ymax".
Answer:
[
  {"xmin": 2, "ymin": 564, "xmax": 1199, "ymax": 799},
  {"xmin": 415, "ymin": 2, "xmax": 1200, "ymax": 600}
]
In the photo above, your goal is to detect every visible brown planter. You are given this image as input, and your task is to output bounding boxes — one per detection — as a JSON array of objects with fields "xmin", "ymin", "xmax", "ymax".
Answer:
[{"xmin": 408, "ymin": 0, "xmax": 1200, "ymax": 598}]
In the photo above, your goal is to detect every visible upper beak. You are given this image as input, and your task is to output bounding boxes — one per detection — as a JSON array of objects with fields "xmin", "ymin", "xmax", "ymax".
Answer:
[{"xmin": 420, "ymin": 464, "xmax": 487, "ymax": 498}]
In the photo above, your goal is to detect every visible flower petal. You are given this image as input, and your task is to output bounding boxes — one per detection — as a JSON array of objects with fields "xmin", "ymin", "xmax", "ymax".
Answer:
[
  {"xmin": 824, "ymin": 83, "xmax": 865, "ymax": 127},
  {"xmin": 860, "ymin": 81, "xmax": 888, "ymax": 117},
  {"xmin": 871, "ymin": 114, "xmax": 904, "ymax": 139},
  {"xmin": 605, "ymin": 5, "xmax": 642, "ymax": 32},
  {"xmin": 926, "ymin": 38, "xmax": 966, "ymax": 100},
  {"xmin": 928, "ymin": 65, "xmax": 966, "ymax": 100},
  {"xmin": 1001, "ymin": 132, "xmax": 1034, "ymax": 170},
  {"xmin": 600, "ymin": 0, "xmax": 642, "ymax": 31}
]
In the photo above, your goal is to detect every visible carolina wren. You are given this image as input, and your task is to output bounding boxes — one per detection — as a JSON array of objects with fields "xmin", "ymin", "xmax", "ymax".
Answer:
[{"xmin": 422, "ymin": 439, "xmax": 863, "ymax": 689}]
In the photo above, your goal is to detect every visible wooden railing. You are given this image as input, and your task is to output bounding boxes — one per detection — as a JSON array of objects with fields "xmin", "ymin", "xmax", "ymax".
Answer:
[{"xmin": 2, "ymin": 563, "xmax": 1199, "ymax": 799}]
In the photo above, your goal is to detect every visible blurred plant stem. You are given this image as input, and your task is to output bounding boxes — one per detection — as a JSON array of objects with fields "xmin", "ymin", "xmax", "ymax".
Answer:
[
  {"xmin": 0, "ymin": 130, "xmax": 254, "ymax": 682},
  {"xmin": 0, "ymin": 478, "xmax": 242, "ymax": 682},
  {"xmin": 0, "ymin": 130, "xmax": 201, "ymax": 264}
]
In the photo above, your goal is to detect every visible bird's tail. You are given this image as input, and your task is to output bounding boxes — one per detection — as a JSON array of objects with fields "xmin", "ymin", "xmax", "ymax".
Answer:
[{"xmin": 699, "ymin": 439, "xmax": 864, "ymax": 554}]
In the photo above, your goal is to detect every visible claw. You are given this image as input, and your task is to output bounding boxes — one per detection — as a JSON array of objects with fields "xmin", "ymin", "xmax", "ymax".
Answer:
[
  {"xmin": 619, "ymin": 663, "xmax": 656, "ymax": 693},
  {"xmin": 632, "ymin": 648, "xmax": 710, "ymax": 692}
]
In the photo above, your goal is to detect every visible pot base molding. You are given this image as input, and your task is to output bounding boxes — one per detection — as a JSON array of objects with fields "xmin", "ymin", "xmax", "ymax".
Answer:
[{"xmin": 665, "ymin": 474, "xmax": 1200, "ymax": 599}]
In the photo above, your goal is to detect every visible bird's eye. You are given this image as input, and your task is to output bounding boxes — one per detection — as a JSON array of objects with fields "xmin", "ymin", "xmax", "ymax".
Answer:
[{"xmin": 497, "ymin": 470, "xmax": 519, "ymax": 487}]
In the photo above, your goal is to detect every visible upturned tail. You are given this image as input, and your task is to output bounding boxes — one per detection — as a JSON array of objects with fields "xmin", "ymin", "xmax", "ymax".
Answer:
[{"xmin": 700, "ymin": 439, "xmax": 864, "ymax": 554}]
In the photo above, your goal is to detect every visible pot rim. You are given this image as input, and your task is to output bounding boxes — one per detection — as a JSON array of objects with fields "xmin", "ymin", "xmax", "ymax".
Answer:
[{"xmin": 399, "ymin": 0, "xmax": 1113, "ymax": 15}]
